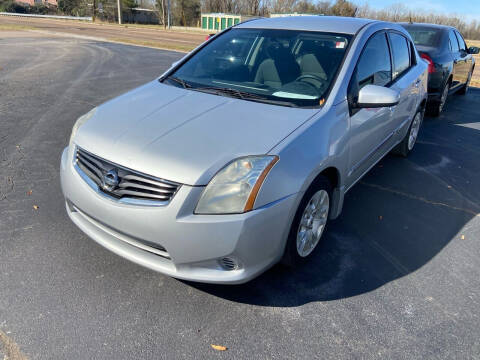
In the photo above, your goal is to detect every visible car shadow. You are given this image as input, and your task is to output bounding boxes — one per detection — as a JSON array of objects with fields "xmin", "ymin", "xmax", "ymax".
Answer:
[{"xmin": 185, "ymin": 88, "xmax": 480, "ymax": 306}]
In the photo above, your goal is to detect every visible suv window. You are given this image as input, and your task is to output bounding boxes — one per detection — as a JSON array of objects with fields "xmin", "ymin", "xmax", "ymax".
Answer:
[
  {"xmin": 355, "ymin": 32, "xmax": 392, "ymax": 89},
  {"xmin": 389, "ymin": 32, "xmax": 410, "ymax": 79},
  {"xmin": 449, "ymin": 31, "xmax": 460, "ymax": 52},
  {"xmin": 455, "ymin": 31, "xmax": 467, "ymax": 52}
]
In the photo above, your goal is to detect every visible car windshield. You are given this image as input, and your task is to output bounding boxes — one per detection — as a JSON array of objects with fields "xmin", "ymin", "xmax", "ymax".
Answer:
[
  {"xmin": 164, "ymin": 28, "xmax": 352, "ymax": 108},
  {"xmin": 403, "ymin": 26, "xmax": 439, "ymax": 46}
]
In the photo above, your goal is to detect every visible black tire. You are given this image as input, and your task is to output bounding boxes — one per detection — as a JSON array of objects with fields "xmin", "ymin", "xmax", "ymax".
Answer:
[
  {"xmin": 393, "ymin": 110, "xmax": 424, "ymax": 157},
  {"xmin": 427, "ymin": 80, "xmax": 450, "ymax": 117},
  {"xmin": 458, "ymin": 70, "xmax": 473, "ymax": 95},
  {"xmin": 282, "ymin": 176, "xmax": 332, "ymax": 267}
]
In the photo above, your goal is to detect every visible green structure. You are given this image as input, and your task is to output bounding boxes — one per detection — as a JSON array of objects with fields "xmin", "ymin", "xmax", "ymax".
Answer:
[{"xmin": 201, "ymin": 13, "xmax": 252, "ymax": 31}]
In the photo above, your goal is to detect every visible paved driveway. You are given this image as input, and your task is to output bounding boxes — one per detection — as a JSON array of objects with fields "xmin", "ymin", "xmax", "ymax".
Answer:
[{"xmin": 1, "ymin": 32, "xmax": 479, "ymax": 359}]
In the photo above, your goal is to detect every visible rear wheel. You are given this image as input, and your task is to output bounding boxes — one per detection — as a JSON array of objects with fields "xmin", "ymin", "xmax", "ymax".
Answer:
[
  {"xmin": 427, "ymin": 81, "xmax": 449, "ymax": 117},
  {"xmin": 282, "ymin": 176, "xmax": 332, "ymax": 267},
  {"xmin": 458, "ymin": 70, "xmax": 473, "ymax": 95},
  {"xmin": 393, "ymin": 110, "xmax": 423, "ymax": 157}
]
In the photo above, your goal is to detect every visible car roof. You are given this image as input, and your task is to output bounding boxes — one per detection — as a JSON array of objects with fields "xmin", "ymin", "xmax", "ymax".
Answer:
[
  {"xmin": 400, "ymin": 22, "xmax": 455, "ymax": 32},
  {"xmin": 236, "ymin": 16, "xmax": 376, "ymax": 35}
]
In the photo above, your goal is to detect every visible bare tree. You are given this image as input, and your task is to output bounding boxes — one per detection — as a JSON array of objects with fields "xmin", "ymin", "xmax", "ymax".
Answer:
[{"xmin": 331, "ymin": 0, "xmax": 355, "ymax": 17}]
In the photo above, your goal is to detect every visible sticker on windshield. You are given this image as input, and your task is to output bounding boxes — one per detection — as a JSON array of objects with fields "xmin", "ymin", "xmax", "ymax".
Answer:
[{"xmin": 335, "ymin": 41, "xmax": 345, "ymax": 49}]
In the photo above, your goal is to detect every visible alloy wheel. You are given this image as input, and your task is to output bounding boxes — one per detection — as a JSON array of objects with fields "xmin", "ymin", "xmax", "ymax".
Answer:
[
  {"xmin": 408, "ymin": 112, "xmax": 422, "ymax": 151},
  {"xmin": 296, "ymin": 189, "xmax": 329, "ymax": 257}
]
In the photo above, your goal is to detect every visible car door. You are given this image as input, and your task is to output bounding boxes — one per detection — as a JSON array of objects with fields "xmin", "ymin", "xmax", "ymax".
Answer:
[
  {"xmin": 346, "ymin": 31, "xmax": 394, "ymax": 189},
  {"xmin": 448, "ymin": 30, "xmax": 464, "ymax": 88},
  {"xmin": 455, "ymin": 30, "xmax": 472, "ymax": 83},
  {"xmin": 388, "ymin": 31, "xmax": 418, "ymax": 138}
]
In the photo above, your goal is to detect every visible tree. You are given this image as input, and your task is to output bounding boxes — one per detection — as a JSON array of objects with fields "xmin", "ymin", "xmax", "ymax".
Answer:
[
  {"xmin": 57, "ymin": 0, "xmax": 82, "ymax": 15},
  {"xmin": 269, "ymin": 0, "xmax": 297, "ymax": 14},
  {"xmin": 173, "ymin": 0, "xmax": 200, "ymax": 26},
  {"xmin": 156, "ymin": 0, "xmax": 167, "ymax": 27},
  {"xmin": 331, "ymin": 0, "xmax": 356, "ymax": 17},
  {"xmin": 0, "ymin": 0, "xmax": 27, "ymax": 12}
]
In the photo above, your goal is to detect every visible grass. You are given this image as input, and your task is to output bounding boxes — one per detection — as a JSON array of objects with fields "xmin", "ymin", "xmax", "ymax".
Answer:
[
  {"xmin": 109, "ymin": 37, "xmax": 195, "ymax": 52},
  {"xmin": 467, "ymin": 39, "xmax": 480, "ymax": 87},
  {"xmin": 0, "ymin": 23, "xmax": 37, "ymax": 31},
  {"xmin": 94, "ymin": 20, "xmax": 208, "ymax": 34}
]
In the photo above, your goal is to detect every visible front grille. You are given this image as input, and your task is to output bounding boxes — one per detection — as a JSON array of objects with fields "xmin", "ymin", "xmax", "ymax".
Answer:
[{"xmin": 75, "ymin": 147, "xmax": 180, "ymax": 206}]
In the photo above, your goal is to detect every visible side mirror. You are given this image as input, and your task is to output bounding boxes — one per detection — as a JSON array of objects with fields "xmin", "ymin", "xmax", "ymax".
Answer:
[
  {"xmin": 356, "ymin": 85, "xmax": 400, "ymax": 108},
  {"xmin": 468, "ymin": 46, "xmax": 480, "ymax": 55}
]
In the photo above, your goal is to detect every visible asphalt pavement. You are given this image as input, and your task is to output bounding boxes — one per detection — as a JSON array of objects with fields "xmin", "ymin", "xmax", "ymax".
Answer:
[{"xmin": 1, "ymin": 31, "xmax": 480, "ymax": 359}]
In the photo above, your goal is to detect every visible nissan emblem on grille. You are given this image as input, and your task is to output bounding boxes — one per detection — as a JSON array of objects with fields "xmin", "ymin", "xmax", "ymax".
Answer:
[
  {"xmin": 74, "ymin": 147, "xmax": 180, "ymax": 206},
  {"xmin": 102, "ymin": 169, "xmax": 119, "ymax": 192}
]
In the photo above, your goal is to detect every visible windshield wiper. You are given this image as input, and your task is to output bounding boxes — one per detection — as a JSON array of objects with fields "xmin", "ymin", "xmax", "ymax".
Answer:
[
  {"xmin": 165, "ymin": 76, "xmax": 191, "ymax": 89},
  {"xmin": 190, "ymin": 86, "xmax": 299, "ymax": 107}
]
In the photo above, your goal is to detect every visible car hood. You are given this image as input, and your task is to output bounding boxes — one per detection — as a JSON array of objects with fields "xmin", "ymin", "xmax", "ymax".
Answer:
[{"xmin": 75, "ymin": 81, "xmax": 319, "ymax": 185}]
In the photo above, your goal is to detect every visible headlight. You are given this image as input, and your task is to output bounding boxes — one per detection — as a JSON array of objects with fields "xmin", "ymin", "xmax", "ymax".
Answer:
[
  {"xmin": 69, "ymin": 107, "xmax": 97, "ymax": 145},
  {"xmin": 195, "ymin": 155, "xmax": 279, "ymax": 214}
]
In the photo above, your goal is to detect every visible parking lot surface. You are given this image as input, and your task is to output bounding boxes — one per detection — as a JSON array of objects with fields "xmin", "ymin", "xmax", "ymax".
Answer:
[{"xmin": 1, "ymin": 32, "xmax": 480, "ymax": 359}]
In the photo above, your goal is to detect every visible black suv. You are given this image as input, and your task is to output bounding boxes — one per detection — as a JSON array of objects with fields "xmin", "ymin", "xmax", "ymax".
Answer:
[{"xmin": 401, "ymin": 23, "xmax": 479, "ymax": 116}]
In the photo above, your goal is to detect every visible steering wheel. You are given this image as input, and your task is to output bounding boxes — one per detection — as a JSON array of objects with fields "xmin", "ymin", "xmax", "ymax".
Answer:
[
  {"xmin": 294, "ymin": 74, "xmax": 325, "ymax": 95},
  {"xmin": 295, "ymin": 73, "xmax": 327, "ymax": 83}
]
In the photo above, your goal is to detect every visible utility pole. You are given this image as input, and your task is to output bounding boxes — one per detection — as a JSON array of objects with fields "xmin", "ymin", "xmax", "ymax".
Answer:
[{"xmin": 117, "ymin": 0, "xmax": 122, "ymax": 24}]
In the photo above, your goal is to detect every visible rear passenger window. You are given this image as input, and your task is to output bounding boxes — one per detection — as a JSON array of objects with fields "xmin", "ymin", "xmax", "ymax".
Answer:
[
  {"xmin": 389, "ymin": 33, "xmax": 410, "ymax": 79},
  {"xmin": 449, "ymin": 31, "xmax": 459, "ymax": 52},
  {"xmin": 356, "ymin": 32, "xmax": 392, "ymax": 88}
]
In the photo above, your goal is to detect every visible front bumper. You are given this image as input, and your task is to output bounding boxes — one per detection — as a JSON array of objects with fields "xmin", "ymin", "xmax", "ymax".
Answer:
[{"xmin": 60, "ymin": 146, "xmax": 297, "ymax": 284}]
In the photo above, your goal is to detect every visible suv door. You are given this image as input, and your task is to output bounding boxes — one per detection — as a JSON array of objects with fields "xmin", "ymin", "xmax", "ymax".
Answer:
[
  {"xmin": 388, "ymin": 32, "xmax": 418, "ymax": 139},
  {"xmin": 346, "ymin": 31, "xmax": 394, "ymax": 189},
  {"xmin": 455, "ymin": 30, "xmax": 472, "ymax": 84},
  {"xmin": 448, "ymin": 30, "xmax": 464, "ymax": 88}
]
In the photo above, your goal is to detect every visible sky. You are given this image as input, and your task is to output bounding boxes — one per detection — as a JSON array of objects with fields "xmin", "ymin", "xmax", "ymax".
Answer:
[{"xmin": 352, "ymin": 0, "xmax": 480, "ymax": 23}]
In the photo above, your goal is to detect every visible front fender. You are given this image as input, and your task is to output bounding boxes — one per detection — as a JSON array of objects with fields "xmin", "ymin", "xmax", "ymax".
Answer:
[{"xmin": 254, "ymin": 101, "xmax": 350, "ymax": 217}]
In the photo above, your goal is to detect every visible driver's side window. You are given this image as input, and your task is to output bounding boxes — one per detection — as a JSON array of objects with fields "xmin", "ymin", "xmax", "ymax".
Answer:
[{"xmin": 355, "ymin": 32, "xmax": 392, "ymax": 89}]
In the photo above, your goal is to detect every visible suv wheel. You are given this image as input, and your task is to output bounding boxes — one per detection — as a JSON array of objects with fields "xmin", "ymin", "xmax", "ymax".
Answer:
[{"xmin": 282, "ymin": 176, "xmax": 331, "ymax": 267}]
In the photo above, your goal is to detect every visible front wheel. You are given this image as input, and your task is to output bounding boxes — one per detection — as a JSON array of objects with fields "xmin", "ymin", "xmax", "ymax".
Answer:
[
  {"xmin": 282, "ymin": 176, "xmax": 332, "ymax": 267},
  {"xmin": 393, "ymin": 110, "xmax": 423, "ymax": 157}
]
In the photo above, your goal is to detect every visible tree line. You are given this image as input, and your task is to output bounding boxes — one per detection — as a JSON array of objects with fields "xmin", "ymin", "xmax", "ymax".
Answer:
[{"xmin": 1, "ymin": 0, "xmax": 479, "ymax": 40}]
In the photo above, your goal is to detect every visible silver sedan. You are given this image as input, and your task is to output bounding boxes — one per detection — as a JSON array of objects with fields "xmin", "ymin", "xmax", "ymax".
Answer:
[{"xmin": 61, "ymin": 16, "xmax": 428, "ymax": 283}]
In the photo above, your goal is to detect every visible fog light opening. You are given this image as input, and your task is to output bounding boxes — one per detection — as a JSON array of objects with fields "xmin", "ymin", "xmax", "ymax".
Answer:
[{"xmin": 219, "ymin": 257, "xmax": 240, "ymax": 271}]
